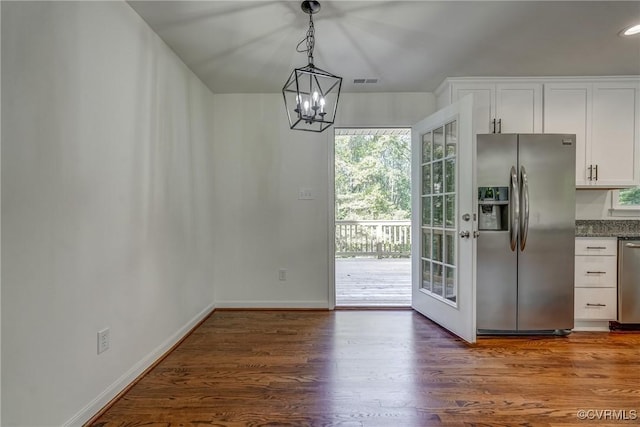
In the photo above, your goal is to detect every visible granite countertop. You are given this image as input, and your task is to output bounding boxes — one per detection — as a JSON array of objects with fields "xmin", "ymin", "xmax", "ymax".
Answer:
[{"xmin": 575, "ymin": 220, "xmax": 640, "ymax": 238}]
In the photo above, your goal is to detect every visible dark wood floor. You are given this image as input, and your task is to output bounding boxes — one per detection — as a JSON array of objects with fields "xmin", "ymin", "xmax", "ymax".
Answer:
[{"xmin": 91, "ymin": 310, "xmax": 640, "ymax": 426}]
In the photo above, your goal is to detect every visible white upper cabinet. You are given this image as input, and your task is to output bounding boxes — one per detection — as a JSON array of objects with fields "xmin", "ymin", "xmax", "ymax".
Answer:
[
  {"xmin": 440, "ymin": 81, "xmax": 542, "ymax": 135},
  {"xmin": 544, "ymin": 83, "xmax": 591, "ymax": 186},
  {"xmin": 544, "ymin": 80, "xmax": 640, "ymax": 188},
  {"xmin": 591, "ymin": 82, "xmax": 639, "ymax": 188}
]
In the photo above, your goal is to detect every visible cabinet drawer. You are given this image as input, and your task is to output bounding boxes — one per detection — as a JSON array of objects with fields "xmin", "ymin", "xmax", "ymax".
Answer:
[
  {"xmin": 575, "ymin": 255, "xmax": 617, "ymax": 287},
  {"xmin": 575, "ymin": 238, "xmax": 617, "ymax": 256},
  {"xmin": 575, "ymin": 288, "xmax": 617, "ymax": 320}
]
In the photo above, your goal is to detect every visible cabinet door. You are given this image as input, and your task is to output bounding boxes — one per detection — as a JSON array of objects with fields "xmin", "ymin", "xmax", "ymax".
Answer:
[
  {"xmin": 452, "ymin": 83, "xmax": 494, "ymax": 135},
  {"xmin": 495, "ymin": 83, "xmax": 542, "ymax": 133},
  {"xmin": 544, "ymin": 83, "xmax": 591, "ymax": 186},
  {"xmin": 590, "ymin": 82, "xmax": 640, "ymax": 187}
]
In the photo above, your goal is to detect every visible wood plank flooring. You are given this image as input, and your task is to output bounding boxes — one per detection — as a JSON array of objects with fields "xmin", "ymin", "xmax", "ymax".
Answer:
[
  {"xmin": 91, "ymin": 310, "xmax": 640, "ymax": 427},
  {"xmin": 336, "ymin": 258, "xmax": 411, "ymax": 306}
]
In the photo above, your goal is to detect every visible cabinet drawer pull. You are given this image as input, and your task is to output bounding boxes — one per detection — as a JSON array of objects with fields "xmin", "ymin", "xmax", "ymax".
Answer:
[
  {"xmin": 594, "ymin": 164, "xmax": 598, "ymax": 181},
  {"xmin": 491, "ymin": 119, "xmax": 496, "ymax": 133},
  {"xmin": 497, "ymin": 118, "xmax": 502, "ymax": 134},
  {"xmin": 586, "ymin": 271, "xmax": 606, "ymax": 274},
  {"xmin": 586, "ymin": 303, "xmax": 606, "ymax": 307},
  {"xmin": 585, "ymin": 246, "xmax": 607, "ymax": 249}
]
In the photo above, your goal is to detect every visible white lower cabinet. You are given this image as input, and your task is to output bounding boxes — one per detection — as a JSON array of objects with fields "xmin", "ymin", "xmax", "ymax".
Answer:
[
  {"xmin": 574, "ymin": 288, "xmax": 617, "ymax": 320},
  {"xmin": 574, "ymin": 237, "xmax": 618, "ymax": 330}
]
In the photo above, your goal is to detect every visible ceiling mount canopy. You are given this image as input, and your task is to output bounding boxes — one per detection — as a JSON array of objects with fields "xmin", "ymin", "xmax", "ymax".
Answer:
[{"xmin": 282, "ymin": 0, "xmax": 342, "ymax": 133}]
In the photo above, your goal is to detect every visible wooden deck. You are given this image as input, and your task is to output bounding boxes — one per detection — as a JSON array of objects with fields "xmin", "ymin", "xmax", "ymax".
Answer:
[{"xmin": 336, "ymin": 257, "xmax": 411, "ymax": 307}]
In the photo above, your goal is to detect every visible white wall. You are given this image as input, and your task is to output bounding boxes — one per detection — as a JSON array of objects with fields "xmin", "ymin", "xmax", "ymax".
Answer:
[
  {"xmin": 1, "ymin": 2, "xmax": 216, "ymax": 425},
  {"xmin": 212, "ymin": 92, "xmax": 434, "ymax": 307},
  {"xmin": 575, "ymin": 189, "xmax": 612, "ymax": 219}
]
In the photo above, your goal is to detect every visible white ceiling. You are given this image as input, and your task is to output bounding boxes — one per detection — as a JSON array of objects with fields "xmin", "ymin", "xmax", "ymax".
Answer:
[{"xmin": 128, "ymin": 1, "xmax": 640, "ymax": 94}]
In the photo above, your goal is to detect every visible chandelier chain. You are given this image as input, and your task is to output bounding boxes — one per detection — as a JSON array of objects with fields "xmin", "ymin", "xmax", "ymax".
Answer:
[{"xmin": 295, "ymin": 14, "xmax": 315, "ymax": 66}]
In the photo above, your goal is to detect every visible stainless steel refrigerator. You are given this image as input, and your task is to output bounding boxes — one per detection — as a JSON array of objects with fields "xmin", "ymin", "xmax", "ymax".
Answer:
[{"xmin": 476, "ymin": 134, "xmax": 576, "ymax": 334}]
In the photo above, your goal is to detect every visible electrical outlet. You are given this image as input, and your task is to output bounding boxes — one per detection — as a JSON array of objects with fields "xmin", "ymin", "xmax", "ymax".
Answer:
[
  {"xmin": 97, "ymin": 328, "xmax": 110, "ymax": 354},
  {"xmin": 278, "ymin": 269, "xmax": 287, "ymax": 281}
]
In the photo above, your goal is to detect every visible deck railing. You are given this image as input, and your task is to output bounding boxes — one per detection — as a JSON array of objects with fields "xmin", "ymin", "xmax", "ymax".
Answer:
[{"xmin": 335, "ymin": 220, "xmax": 411, "ymax": 258}]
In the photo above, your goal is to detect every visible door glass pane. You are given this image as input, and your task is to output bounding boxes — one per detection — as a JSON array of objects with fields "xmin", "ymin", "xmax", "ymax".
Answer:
[
  {"xmin": 445, "ymin": 158, "xmax": 455, "ymax": 193},
  {"xmin": 445, "ymin": 121, "xmax": 457, "ymax": 157},
  {"xmin": 433, "ymin": 126, "xmax": 444, "ymax": 160},
  {"xmin": 422, "ymin": 196, "xmax": 431, "ymax": 227},
  {"xmin": 432, "ymin": 263, "xmax": 443, "ymax": 297},
  {"xmin": 422, "ymin": 228, "xmax": 432, "ymax": 259},
  {"xmin": 433, "ymin": 195, "xmax": 443, "ymax": 227},
  {"xmin": 445, "ymin": 194, "xmax": 455, "ymax": 228},
  {"xmin": 445, "ymin": 231, "xmax": 455, "ymax": 265},
  {"xmin": 422, "ymin": 164, "xmax": 431, "ymax": 195},
  {"xmin": 432, "ymin": 230, "xmax": 443, "ymax": 262},
  {"xmin": 422, "ymin": 132, "xmax": 432, "ymax": 163},
  {"xmin": 445, "ymin": 267, "xmax": 456, "ymax": 303},
  {"xmin": 432, "ymin": 161, "xmax": 443, "ymax": 194},
  {"xmin": 422, "ymin": 260, "xmax": 431, "ymax": 292}
]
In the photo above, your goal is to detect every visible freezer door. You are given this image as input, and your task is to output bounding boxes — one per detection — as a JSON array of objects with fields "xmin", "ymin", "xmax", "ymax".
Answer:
[
  {"xmin": 517, "ymin": 134, "xmax": 575, "ymax": 330},
  {"xmin": 476, "ymin": 134, "xmax": 518, "ymax": 331}
]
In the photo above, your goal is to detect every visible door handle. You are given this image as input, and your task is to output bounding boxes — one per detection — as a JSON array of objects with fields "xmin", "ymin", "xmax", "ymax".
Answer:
[
  {"xmin": 625, "ymin": 243, "xmax": 640, "ymax": 249},
  {"xmin": 491, "ymin": 119, "xmax": 496, "ymax": 134},
  {"xmin": 594, "ymin": 164, "xmax": 598, "ymax": 181},
  {"xmin": 459, "ymin": 230, "xmax": 470, "ymax": 239},
  {"xmin": 519, "ymin": 166, "xmax": 529, "ymax": 252},
  {"xmin": 509, "ymin": 166, "xmax": 519, "ymax": 252},
  {"xmin": 473, "ymin": 230, "xmax": 480, "ymax": 238}
]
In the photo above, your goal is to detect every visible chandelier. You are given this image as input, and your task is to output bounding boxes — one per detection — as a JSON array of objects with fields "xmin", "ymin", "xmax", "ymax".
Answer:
[{"xmin": 282, "ymin": 0, "xmax": 342, "ymax": 133}]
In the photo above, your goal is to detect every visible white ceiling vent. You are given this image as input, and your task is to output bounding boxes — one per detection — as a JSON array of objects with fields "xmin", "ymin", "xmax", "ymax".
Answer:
[{"xmin": 353, "ymin": 78, "xmax": 378, "ymax": 84}]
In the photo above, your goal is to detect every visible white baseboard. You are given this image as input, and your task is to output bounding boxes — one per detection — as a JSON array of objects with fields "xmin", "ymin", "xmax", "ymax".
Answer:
[
  {"xmin": 573, "ymin": 320, "xmax": 611, "ymax": 332},
  {"xmin": 63, "ymin": 303, "xmax": 215, "ymax": 427},
  {"xmin": 215, "ymin": 300, "xmax": 329, "ymax": 309}
]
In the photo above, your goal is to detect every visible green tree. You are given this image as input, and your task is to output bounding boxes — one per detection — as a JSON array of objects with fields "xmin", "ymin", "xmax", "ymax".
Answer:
[
  {"xmin": 619, "ymin": 186, "xmax": 640, "ymax": 205},
  {"xmin": 335, "ymin": 133, "xmax": 411, "ymax": 220}
]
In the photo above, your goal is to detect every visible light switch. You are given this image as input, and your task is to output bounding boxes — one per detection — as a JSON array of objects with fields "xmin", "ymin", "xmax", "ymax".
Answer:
[{"xmin": 298, "ymin": 188, "xmax": 314, "ymax": 200}]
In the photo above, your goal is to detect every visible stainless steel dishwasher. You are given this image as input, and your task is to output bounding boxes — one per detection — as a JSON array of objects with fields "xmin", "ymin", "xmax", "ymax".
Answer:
[{"xmin": 618, "ymin": 239, "xmax": 640, "ymax": 323}]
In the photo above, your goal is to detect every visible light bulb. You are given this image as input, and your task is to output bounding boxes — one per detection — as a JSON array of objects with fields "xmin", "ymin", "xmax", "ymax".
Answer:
[
  {"xmin": 303, "ymin": 100, "xmax": 310, "ymax": 113},
  {"xmin": 319, "ymin": 97, "xmax": 325, "ymax": 113},
  {"xmin": 623, "ymin": 24, "xmax": 640, "ymax": 36},
  {"xmin": 313, "ymin": 91, "xmax": 319, "ymax": 102}
]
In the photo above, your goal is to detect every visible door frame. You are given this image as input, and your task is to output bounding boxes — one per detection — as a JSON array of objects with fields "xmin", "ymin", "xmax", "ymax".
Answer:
[{"xmin": 327, "ymin": 126, "xmax": 413, "ymax": 309}]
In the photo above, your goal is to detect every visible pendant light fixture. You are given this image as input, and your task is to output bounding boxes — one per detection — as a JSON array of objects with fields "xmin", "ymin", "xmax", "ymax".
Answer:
[{"xmin": 282, "ymin": 0, "xmax": 342, "ymax": 133}]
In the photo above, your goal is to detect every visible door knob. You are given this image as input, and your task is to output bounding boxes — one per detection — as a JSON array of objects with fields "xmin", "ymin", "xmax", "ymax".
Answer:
[{"xmin": 459, "ymin": 230, "xmax": 470, "ymax": 239}]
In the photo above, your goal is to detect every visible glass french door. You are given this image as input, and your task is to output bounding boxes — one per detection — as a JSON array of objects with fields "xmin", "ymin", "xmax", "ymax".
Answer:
[{"xmin": 411, "ymin": 95, "xmax": 476, "ymax": 343}]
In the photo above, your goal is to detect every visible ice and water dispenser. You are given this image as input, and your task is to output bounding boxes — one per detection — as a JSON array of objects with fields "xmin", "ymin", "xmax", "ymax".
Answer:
[{"xmin": 478, "ymin": 186, "xmax": 509, "ymax": 231}]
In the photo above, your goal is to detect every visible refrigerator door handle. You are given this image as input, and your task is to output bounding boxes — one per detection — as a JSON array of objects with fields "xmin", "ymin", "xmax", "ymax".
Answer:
[
  {"xmin": 509, "ymin": 166, "xmax": 519, "ymax": 251},
  {"xmin": 519, "ymin": 166, "xmax": 530, "ymax": 251}
]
